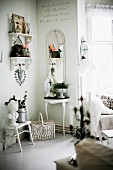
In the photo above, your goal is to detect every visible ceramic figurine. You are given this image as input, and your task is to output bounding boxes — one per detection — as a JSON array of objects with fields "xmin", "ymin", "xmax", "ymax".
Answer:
[
  {"xmin": 5, "ymin": 96, "xmax": 19, "ymax": 126},
  {"xmin": 44, "ymin": 72, "xmax": 55, "ymax": 97}
]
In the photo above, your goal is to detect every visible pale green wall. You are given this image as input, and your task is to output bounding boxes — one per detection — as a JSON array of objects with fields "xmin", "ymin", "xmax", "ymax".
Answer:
[
  {"xmin": 36, "ymin": 0, "xmax": 80, "ymax": 126},
  {"xmin": 0, "ymin": 0, "xmax": 86, "ymax": 144},
  {"xmin": 0, "ymin": 0, "xmax": 37, "ymax": 127}
]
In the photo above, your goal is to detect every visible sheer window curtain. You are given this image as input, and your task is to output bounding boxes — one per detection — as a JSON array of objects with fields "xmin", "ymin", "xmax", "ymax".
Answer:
[
  {"xmin": 86, "ymin": 4, "xmax": 113, "ymax": 95},
  {"xmin": 86, "ymin": 4, "xmax": 113, "ymax": 17}
]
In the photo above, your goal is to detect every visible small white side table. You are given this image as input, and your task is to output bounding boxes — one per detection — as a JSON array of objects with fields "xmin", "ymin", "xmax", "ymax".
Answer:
[
  {"xmin": 44, "ymin": 97, "xmax": 70, "ymax": 135},
  {"xmin": 100, "ymin": 129, "xmax": 113, "ymax": 145},
  {"xmin": 4, "ymin": 121, "xmax": 34, "ymax": 152}
]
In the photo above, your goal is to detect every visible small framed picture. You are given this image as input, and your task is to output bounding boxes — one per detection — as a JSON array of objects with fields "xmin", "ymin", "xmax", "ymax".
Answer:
[{"xmin": 12, "ymin": 14, "xmax": 25, "ymax": 33}]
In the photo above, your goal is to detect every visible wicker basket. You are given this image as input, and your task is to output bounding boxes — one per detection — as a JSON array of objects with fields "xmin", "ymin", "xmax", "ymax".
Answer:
[{"xmin": 31, "ymin": 112, "xmax": 55, "ymax": 141}]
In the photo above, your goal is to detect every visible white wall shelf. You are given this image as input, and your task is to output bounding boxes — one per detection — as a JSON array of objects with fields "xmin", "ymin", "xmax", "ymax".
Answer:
[
  {"xmin": 9, "ymin": 33, "xmax": 33, "ymax": 70},
  {"xmin": 9, "ymin": 33, "xmax": 33, "ymax": 44},
  {"xmin": 10, "ymin": 57, "xmax": 32, "ymax": 70}
]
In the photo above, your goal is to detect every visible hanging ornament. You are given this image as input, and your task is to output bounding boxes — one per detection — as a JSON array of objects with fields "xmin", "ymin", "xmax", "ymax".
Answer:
[{"xmin": 15, "ymin": 63, "xmax": 26, "ymax": 85}]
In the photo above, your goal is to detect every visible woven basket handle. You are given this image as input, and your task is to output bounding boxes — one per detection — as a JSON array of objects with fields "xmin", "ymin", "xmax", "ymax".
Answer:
[{"xmin": 39, "ymin": 112, "xmax": 44, "ymax": 126}]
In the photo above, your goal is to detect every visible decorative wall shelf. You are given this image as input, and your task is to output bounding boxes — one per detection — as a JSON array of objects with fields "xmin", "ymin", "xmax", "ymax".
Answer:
[
  {"xmin": 9, "ymin": 33, "xmax": 33, "ymax": 70},
  {"xmin": 9, "ymin": 33, "xmax": 33, "ymax": 44},
  {"xmin": 49, "ymin": 58, "xmax": 63, "ymax": 65},
  {"xmin": 10, "ymin": 57, "xmax": 32, "ymax": 70}
]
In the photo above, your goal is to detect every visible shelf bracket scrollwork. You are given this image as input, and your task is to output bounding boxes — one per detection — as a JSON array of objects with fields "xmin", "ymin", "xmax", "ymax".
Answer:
[{"xmin": 10, "ymin": 57, "xmax": 32, "ymax": 70}]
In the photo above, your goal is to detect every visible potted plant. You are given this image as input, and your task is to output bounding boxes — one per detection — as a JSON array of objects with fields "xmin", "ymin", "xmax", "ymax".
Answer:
[
  {"xmin": 52, "ymin": 82, "xmax": 69, "ymax": 89},
  {"xmin": 49, "ymin": 44, "xmax": 62, "ymax": 58},
  {"xmin": 52, "ymin": 82, "xmax": 69, "ymax": 98},
  {"xmin": 17, "ymin": 91, "xmax": 27, "ymax": 123}
]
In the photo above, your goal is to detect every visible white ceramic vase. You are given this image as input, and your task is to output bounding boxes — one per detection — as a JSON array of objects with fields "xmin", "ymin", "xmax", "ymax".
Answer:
[{"xmin": 57, "ymin": 89, "xmax": 67, "ymax": 98}]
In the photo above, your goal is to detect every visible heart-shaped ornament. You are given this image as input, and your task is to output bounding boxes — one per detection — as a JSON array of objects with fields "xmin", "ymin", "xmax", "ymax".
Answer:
[{"xmin": 15, "ymin": 68, "xmax": 26, "ymax": 85}]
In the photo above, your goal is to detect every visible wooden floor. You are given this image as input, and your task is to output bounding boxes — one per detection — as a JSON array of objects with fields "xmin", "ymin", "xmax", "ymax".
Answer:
[
  {"xmin": 0, "ymin": 132, "xmax": 113, "ymax": 170},
  {"xmin": 0, "ymin": 133, "xmax": 76, "ymax": 170}
]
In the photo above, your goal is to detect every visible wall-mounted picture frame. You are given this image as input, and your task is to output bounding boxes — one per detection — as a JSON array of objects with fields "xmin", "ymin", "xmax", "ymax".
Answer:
[{"xmin": 12, "ymin": 14, "xmax": 25, "ymax": 33}]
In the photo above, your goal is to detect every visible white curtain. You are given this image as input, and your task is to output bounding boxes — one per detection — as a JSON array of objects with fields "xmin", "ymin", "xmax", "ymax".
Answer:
[
  {"xmin": 86, "ymin": 4, "xmax": 113, "ymax": 17},
  {"xmin": 86, "ymin": 4, "xmax": 113, "ymax": 95}
]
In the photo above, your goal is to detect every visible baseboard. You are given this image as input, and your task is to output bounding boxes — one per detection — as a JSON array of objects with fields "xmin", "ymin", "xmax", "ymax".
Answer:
[{"xmin": 55, "ymin": 124, "xmax": 77, "ymax": 134}]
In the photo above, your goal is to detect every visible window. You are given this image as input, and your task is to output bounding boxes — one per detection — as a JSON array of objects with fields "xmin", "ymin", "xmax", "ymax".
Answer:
[{"xmin": 87, "ymin": 5, "xmax": 113, "ymax": 94}]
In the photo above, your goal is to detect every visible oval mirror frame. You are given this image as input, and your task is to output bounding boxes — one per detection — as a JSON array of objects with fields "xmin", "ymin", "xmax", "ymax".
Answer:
[{"xmin": 46, "ymin": 29, "xmax": 66, "ymax": 83}]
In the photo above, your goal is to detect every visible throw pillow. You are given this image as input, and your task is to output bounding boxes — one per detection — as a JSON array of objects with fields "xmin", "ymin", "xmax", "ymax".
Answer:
[{"xmin": 75, "ymin": 138, "xmax": 113, "ymax": 170}]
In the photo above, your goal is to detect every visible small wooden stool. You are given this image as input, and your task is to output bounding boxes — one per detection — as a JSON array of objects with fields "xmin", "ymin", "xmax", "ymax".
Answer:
[
  {"xmin": 4, "ymin": 121, "xmax": 34, "ymax": 152},
  {"xmin": 100, "ymin": 129, "xmax": 113, "ymax": 145}
]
